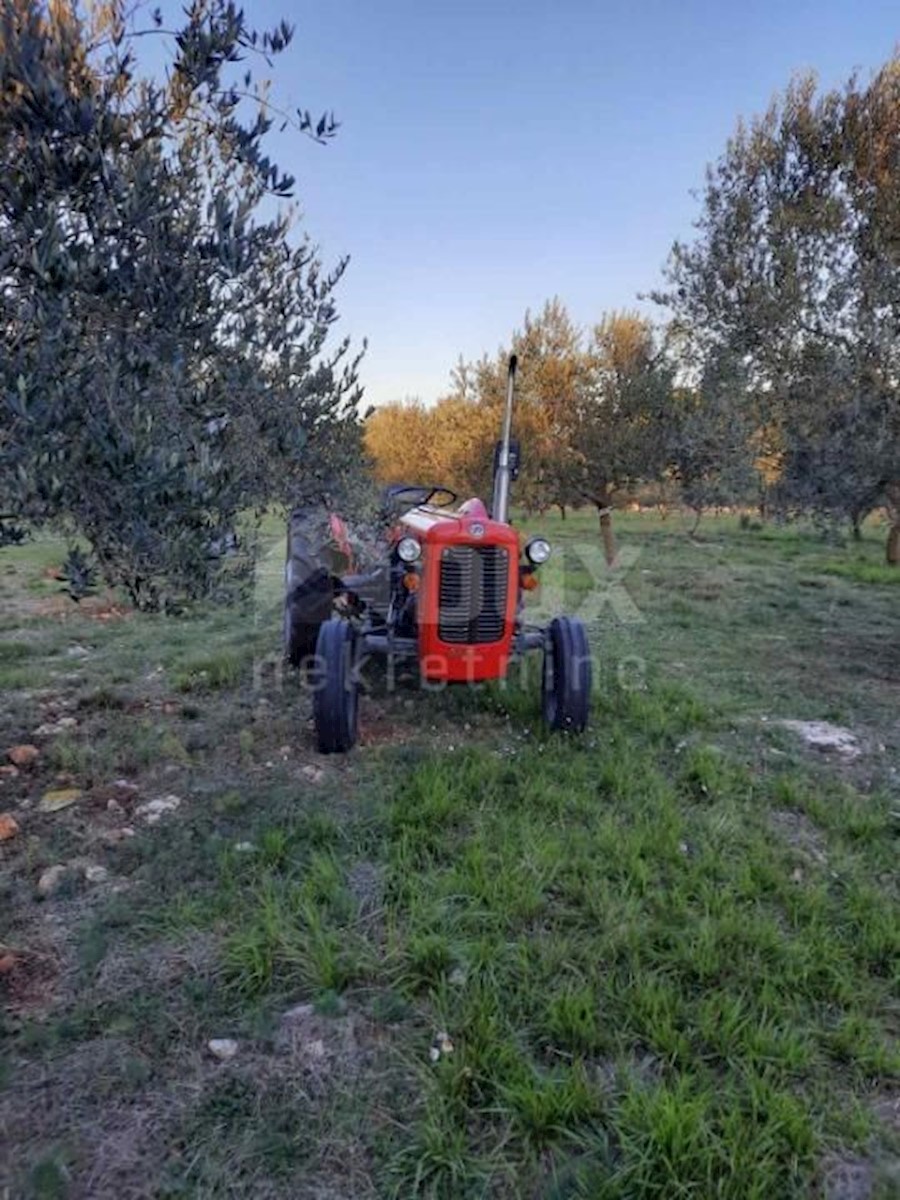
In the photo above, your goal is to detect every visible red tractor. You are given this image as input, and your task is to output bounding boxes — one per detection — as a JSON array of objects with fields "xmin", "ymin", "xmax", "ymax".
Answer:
[{"xmin": 284, "ymin": 356, "xmax": 591, "ymax": 752}]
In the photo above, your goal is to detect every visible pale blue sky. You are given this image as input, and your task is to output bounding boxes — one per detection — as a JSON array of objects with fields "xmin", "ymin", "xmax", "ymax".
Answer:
[{"xmin": 150, "ymin": 2, "xmax": 898, "ymax": 405}]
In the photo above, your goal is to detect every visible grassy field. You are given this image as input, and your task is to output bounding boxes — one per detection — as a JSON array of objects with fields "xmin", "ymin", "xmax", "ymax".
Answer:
[{"xmin": 1, "ymin": 510, "xmax": 898, "ymax": 1199}]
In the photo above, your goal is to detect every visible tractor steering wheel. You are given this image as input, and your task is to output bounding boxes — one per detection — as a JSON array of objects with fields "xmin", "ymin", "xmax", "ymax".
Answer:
[
  {"xmin": 423, "ymin": 486, "xmax": 457, "ymax": 507},
  {"xmin": 385, "ymin": 484, "xmax": 457, "ymax": 509}
]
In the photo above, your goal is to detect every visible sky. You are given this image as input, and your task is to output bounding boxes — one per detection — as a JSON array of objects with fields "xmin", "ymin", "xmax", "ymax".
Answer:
[{"xmin": 151, "ymin": 1, "xmax": 898, "ymax": 406}]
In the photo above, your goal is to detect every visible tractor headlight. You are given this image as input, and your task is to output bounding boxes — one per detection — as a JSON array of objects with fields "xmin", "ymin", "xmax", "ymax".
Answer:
[
  {"xmin": 397, "ymin": 536, "xmax": 422, "ymax": 563},
  {"xmin": 525, "ymin": 537, "xmax": 552, "ymax": 565}
]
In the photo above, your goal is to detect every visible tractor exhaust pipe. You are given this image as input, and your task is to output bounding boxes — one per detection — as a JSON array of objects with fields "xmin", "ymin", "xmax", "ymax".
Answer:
[{"xmin": 491, "ymin": 354, "xmax": 517, "ymax": 523}]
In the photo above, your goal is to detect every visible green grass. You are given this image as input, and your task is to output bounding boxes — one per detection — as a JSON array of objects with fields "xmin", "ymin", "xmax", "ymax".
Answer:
[{"xmin": 0, "ymin": 510, "xmax": 898, "ymax": 1198}]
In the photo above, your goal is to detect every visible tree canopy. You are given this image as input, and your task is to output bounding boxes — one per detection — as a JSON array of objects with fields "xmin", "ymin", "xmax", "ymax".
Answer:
[
  {"xmin": 1, "ymin": 0, "xmax": 365, "ymax": 606},
  {"xmin": 365, "ymin": 300, "xmax": 673, "ymax": 562},
  {"xmin": 655, "ymin": 57, "xmax": 900, "ymax": 561}
]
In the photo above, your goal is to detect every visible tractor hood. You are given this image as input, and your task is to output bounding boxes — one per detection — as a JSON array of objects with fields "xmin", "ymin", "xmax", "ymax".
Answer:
[{"xmin": 398, "ymin": 502, "xmax": 518, "ymax": 551}]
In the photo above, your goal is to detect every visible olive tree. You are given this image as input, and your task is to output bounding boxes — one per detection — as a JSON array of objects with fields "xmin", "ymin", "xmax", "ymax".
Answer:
[
  {"xmin": 0, "ymin": 0, "xmax": 365, "ymax": 606},
  {"xmin": 655, "ymin": 60, "xmax": 900, "ymax": 562}
]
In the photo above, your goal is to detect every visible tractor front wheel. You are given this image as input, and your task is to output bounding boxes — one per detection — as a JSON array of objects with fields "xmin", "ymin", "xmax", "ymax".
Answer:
[
  {"xmin": 312, "ymin": 619, "xmax": 360, "ymax": 753},
  {"xmin": 541, "ymin": 616, "xmax": 591, "ymax": 733}
]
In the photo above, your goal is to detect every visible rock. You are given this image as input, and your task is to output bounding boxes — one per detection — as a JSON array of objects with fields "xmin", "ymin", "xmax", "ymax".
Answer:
[
  {"xmin": 306, "ymin": 1038, "xmax": 326, "ymax": 1059},
  {"xmin": 0, "ymin": 952, "xmax": 18, "ymax": 974},
  {"xmin": 208, "ymin": 1038, "xmax": 239, "ymax": 1061},
  {"xmin": 778, "ymin": 720, "xmax": 862, "ymax": 761},
  {"xmin": 102, "ymin": 826, "xmax": 135, "ymax": 845},
  {"xmin": 33, "ymin": 716, "xmax": 79, "ymax": 737},
  {"xmin": 0, "ymin": 765, "xmax": 19, "ymax": 781},
  {"xmin": 36, "ymin": 864, "xmax": 68, "ymax": 897},
  {"xmin": 38, "ymin": 787, "xmax": 82, "ymax": 813},
  {"xmin": 301, "ymin": 764, "xmax": 324, "ymax": 784},
  {"xmin": 0, "ymin": 813, "xmax": 20, "ymax": 842},
  {"xmin": 135, "ymin": 794, "xmax": 181, "ymax": 824},
  {"xmin": 66, "ymin": 644, "xmax": 90, "ymax": 658},
  {"xmin": 84, "ymin": 865, "xmax": 109, "ymax": 884},
  {"xmin": 7, "ymin": 744, "xmax": 39, "ymax": 768},
  {"xmin": 234, "ymin": 841, "xmax": 255, "ymax": 853}
]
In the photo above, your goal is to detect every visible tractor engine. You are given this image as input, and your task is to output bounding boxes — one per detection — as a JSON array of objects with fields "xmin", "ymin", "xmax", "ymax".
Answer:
[{"xmin": 395, "ymin": 501, "xmax": 520, "ymax": 682}]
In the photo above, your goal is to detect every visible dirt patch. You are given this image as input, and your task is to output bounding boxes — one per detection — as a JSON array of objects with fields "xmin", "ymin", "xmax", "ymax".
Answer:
[
  {"xmin": 819, "ymin": 1153, "xmax": 874, "ymax": 1200},
  {"xmin": 872, "ymin": 1088, "xmax": 900, "ymax": 1134},
  {"xmin": 272, "ymin": 1001, "xmax": 373, "ymax": 1080},
  {"xmin": 769, "ymin": 808, "xmax": 829, "ymax": 865},
  {"xmin": 0, "ymin": 939, "xmax": 62, "ymax": 1016},
  {"xmin": 89, "ymin": 932, "xmax": 221, "ymax": 1007}
]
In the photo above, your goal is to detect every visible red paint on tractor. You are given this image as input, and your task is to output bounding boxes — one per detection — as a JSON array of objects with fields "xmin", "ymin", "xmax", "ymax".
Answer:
[{"xmin": 397, "ymin": 507, "xmax": 520, "ymax": 682}]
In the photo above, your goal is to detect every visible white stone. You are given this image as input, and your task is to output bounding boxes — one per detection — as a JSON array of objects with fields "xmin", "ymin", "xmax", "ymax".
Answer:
[
  {"xmin": 36, "ymin": 864, "xmax": 67, "ymax": 897},
  {"xmin": 135, "ymin": 794, "xmax": 181, "ymax": 824},
  {"xmin": 208, "ymin": 1038, "xmax": 239, "ymax": 1061},
  {"xmin": 778, "ymin": 720, "xmax": 862, "ymax": 760}
]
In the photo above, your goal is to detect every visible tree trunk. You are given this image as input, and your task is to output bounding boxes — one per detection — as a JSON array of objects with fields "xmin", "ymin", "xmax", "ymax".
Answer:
[
  {"xmin": 598, "ymin": 505, "xmax": 617, "ymax": 566},
  {"xmin": 851, "ymin": 516, "xmax": 863, "ymax": 542},
  {"xmin": 886, "ymin": 484, "xmax": 900, "ymax": 566},
  {"xmin": 558, "ymin": 504, "xmax": 567, "ymax": 520}
]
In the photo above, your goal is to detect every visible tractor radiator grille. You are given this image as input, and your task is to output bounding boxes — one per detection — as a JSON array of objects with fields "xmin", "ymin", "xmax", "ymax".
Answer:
[{"xmin": 438, "ymin": 545, "xmax": 509, "ymax": 644}]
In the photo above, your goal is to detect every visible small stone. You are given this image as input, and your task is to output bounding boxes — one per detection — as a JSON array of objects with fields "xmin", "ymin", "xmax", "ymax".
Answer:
[
  {"xmin": 791, "ymin": 866, "xmax": 804, "ymax": 884},
  {"xmin": 135, "ymin": 794, "xmax": 181, "ymax": 824},
  {"xmin": 112, "ymin": 779, "xmax": 138, "ymax": 794},
  {"xmin": 84, "ymin": 865, "xmax": 109, "ymax": 884},
  {"xmin": 449, "ymin": 966, "xmax": 467, "ymax": 987},
  {"xmin": 0, "ymin": 765, "xmax": 19, "ymax": 781},
  {"xmin": 38, "ymin": 787, "xmax": 82, "ymax": 813},
  {"xmin": 282, "ymin": 1002, "xmax": 316, "ymax": 1022},
  {"xmin": 234, "ymin": 841, "xmax": 255, "ymax": 853},
  {"xmin": 306, "ymin": 1038, "xmax": 326, "ymax": 1059},
  {"xmin": 0, "ymin": 952, "xmax": 18, "ymax": 974},
  {"xmin": 37, "ymin": 864, "xmax": 67, "ymax": 897},
  {"xmin": 66, "ymin": 644, "xmax": 90, "ymax": 658},
  {"xmin": 301, "ymin": 764, "xmax": 324, "ymax": 784},
  {"xmin": 7, "ymin": 744, "xmax": 39, "ymax": 768},
  {"xmin": 208, "ymin": 1038, "xmax": 239, "ymax": 1061},
  {"xmin": 103, "ymin": 826, "xmax": 136, "ymax": 844},
  {"xmin": 0, "ymin": 813, "xmax": 19, "ymax": 842},
  {"xmin": 107, "ymin": 798, "xmax": 124, "ymax": 814}
]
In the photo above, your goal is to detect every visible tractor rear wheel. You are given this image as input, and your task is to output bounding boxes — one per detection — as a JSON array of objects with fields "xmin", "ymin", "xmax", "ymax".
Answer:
[
  {"xmin": 312, "ymin": 618, "xmax": 360, "ymax": 753},
  {"xmin": 541, "ymin": 616, "xmax": 591, "ymax": 733},
  {"xmin": 284, "ymin": 511, "xmax": 338, "ymax": 667}
]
